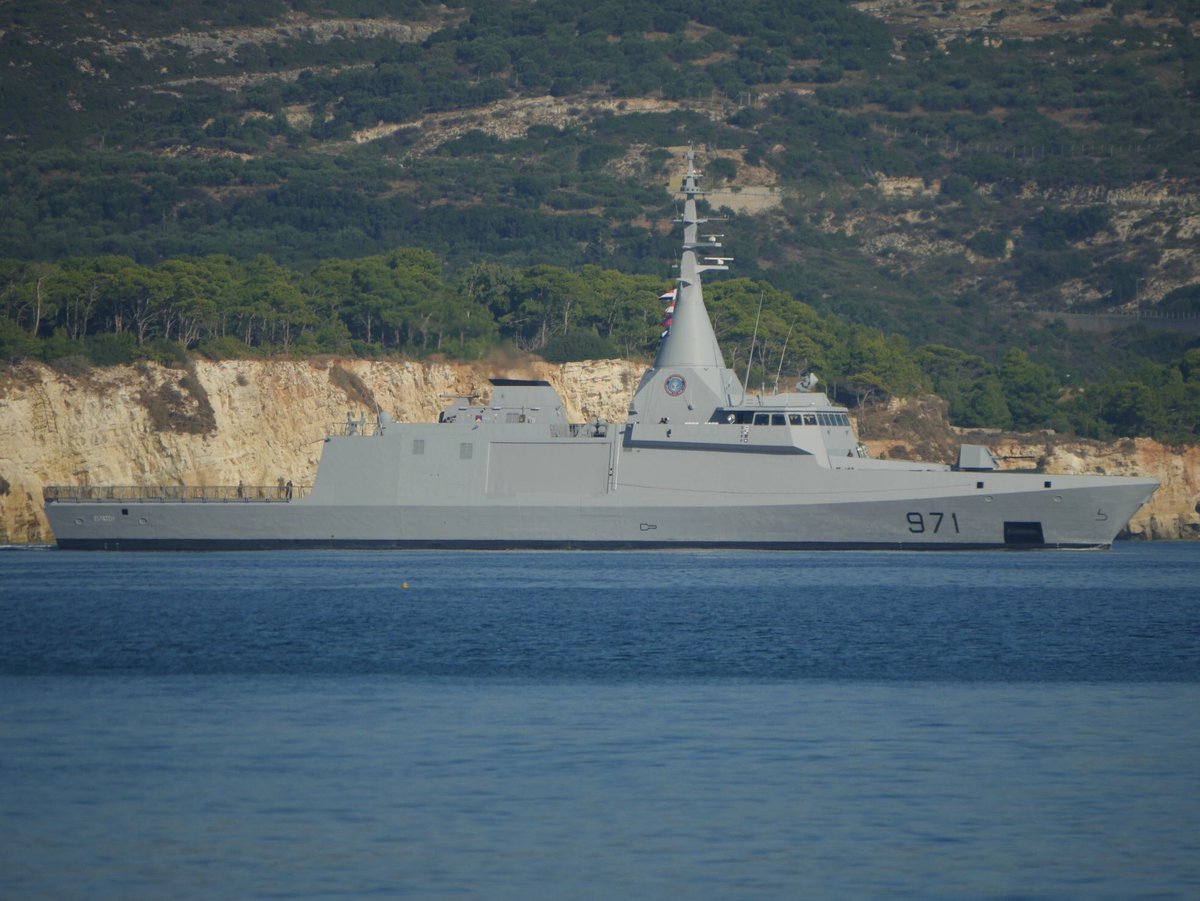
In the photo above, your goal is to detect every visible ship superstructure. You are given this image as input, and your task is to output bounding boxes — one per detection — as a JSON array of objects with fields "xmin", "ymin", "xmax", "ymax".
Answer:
[{"xmin": 44, "ymin": 150, "xmax": 1157, "ymax": 550}]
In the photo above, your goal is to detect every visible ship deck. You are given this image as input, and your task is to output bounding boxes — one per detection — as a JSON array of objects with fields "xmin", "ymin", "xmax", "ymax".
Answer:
[{"xmin": 44, "ymin": 485, "xmax": 308, "ymax": 504}]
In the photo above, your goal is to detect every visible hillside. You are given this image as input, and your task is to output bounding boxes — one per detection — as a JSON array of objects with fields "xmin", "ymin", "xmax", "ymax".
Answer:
[{"xmin": 1, "ymin": 0, "xmax": 1198, "ymax": 440}]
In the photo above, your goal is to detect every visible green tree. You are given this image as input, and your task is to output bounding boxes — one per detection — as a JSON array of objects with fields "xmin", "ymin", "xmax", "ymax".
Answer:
[
  {"xmin": 6, "ymin": 262, "xmax": 58, "ymax": 338},
  {"xmin": 842, "ymin": 327, "xmax": 924, "ymax": 397},
  {"xmin": 540, "ymin": 326, "xmax": 617, "ymax": 362},
  {"xmin": 916, "ymin": 344, "xmax": 989, "ymax": 421},
  {"xmin": 958, "ymin": 375, "xmax": 1012, "ymax": 429},
  {"xmin": 999, "ymin": 347, "xmax": 1060, "ymax": 430},
  {"xmin": 112, "ymin": 262, "xmax": 173, "ymax": 345},
  {"xmin": 236, "ymin": 255, "xmax": 308, "ymax": 350},
  {"xmin": 1101, "ymin": 380, "xmax": 1168, "ymax": 437},
  {"xmin": 157, "ymin": 258, "xmax": 223, "ymax": 347},
  {"xmin": 0, "ymin": 316, "xmax": 37, "ymax": 362}
]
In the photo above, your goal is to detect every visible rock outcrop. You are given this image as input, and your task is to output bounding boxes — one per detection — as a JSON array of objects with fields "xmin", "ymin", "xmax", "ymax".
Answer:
[{"xmin": 1, "ymin": 361, "xmax": 1193, "ymax": 544}]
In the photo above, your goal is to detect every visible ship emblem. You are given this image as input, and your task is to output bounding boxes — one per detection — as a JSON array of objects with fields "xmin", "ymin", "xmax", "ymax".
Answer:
[{"xmin": 664, "ymin": 374, "xmax": 686, "ymax": 397}]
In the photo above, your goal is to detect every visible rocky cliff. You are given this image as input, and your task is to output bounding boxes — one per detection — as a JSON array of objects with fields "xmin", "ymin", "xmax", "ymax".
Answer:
[{"xmin": 1, "ymin": 361, "xmax": 1193, "ymax": 544}]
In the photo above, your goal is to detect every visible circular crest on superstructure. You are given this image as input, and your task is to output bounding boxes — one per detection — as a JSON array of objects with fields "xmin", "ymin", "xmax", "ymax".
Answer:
[{"xmin": 664, "ymin": 374, "xmax": 686, "ymax": 397}]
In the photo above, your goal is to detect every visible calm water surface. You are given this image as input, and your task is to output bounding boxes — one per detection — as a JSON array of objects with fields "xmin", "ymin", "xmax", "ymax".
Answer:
[{"xmin": 2, "ymin": 544, "xmax": 1198, "ymax": 897}]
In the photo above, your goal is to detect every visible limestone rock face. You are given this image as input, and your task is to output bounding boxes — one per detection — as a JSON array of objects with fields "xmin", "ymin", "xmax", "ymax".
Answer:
[{"xmin": 1, "ymin": 361, "xmax": 1193, "ymax": 543}]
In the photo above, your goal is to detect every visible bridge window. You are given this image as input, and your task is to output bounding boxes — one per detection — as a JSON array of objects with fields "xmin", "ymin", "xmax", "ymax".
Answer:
[
  {"xmin": 714, "ymin": 410, "xmax": 759, "ymax": 425},
  {"xmin": 804, "ymin": 414, "xmax": 817, "ymax": 425},
  {"xmin": 753, "ymin": 413, "xmax": 770, "ymax": 426},
  {"xmin": 772, "ymin": 414, "xmax": 786, "ymax": 426}
]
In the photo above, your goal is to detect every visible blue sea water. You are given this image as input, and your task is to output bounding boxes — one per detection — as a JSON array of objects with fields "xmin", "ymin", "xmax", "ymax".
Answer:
[{"xmin": 1, "ymin": 544, "xmax": 1198, "ymax": 898}]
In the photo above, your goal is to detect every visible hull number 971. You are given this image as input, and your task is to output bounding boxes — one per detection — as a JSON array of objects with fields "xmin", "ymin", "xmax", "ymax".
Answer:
[{"xmin": 907, "ymin": 512, "xmax": 960, "ymax": 534}]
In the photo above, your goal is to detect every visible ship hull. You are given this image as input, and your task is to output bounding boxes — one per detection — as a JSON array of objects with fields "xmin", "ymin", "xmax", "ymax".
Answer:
[{"xmin": 44, "ymin": 475, "xmax": 1157, "ymax": 551}]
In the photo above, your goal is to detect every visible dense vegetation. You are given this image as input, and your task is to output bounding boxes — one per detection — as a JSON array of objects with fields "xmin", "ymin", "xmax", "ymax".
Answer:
[
  {"xmin": 1, "ymin": 0, "xmax": 1198, "ymax": 441},
  {"xmin": 4, "ymin": 250, "xmax": 1199, "ymax": 443}
]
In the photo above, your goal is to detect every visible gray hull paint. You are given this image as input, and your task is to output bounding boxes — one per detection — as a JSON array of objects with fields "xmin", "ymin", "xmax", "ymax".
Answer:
[{"xmin": 45, "ymin": 466, "xmax": 1156, "ymax": 550}]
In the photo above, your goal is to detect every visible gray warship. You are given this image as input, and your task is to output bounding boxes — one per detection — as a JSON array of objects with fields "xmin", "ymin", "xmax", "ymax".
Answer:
[{"xmin": 44, "ymin": 150, "xmax": 1157, "ymax": 550}]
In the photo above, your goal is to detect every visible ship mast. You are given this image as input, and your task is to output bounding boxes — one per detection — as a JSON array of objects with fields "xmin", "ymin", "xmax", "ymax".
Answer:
[
  {"xmin": 627, "ymin": 147, "xmax": 745, "ymax": 421},
  {"xmin": 653, "ymin": 147, "xmax": 730, "ymax": 373}
]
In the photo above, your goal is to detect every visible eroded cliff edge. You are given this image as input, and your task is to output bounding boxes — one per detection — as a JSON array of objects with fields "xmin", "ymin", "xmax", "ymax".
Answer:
[{"xmin": 1, "ymin": 360, "xmax": 1194, "ymax": 544}]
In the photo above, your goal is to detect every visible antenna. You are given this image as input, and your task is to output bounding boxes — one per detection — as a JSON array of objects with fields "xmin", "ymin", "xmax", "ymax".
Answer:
[
  {"xmin": 743, "ymin": 290, "xmax": 764, "ymax": 396},
  {"xmin": 759, "ymin": 339, "xmax": 768, "ymax": 399},
  {"xmin": 773, "ymin": 319, "xmax": 795, "ymax": 395}
]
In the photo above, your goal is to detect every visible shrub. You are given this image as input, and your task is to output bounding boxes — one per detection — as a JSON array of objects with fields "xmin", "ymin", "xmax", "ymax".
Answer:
[
  {"xmin": 940, "ymin": 174, "xmax": 974, "ymax": 199},
  {"xmin": 329, "ymin": 364, "xmax": 378, "ymax": 410},
  {"xmin": 85, "ymin": 332, "xmax": 139, "ymax": 366},
  {"xmin": 1160, "ymin": 284, "xmax": 1200, "ymax": 315},
  {"xmin": 197, "ymin": 336, "xmax": 257, "ymax": 360},
  {"xmin": 707, "ymin": 157, "xmax": 738, "ymax": 183},
  {"xmin": 137, "ymin": 368, "xmax": 216, "ymax": 435},
  {"xmin": 49, "ymin": 354, "xmax": 92, "ymax": 377},
  {"xmin": 967, "ymin": 230, "xmax": 1007, "ymax": 258},
  {"xmin": 0, "ymin": 319, "xmax": 37, "ymax": 363},
  {"xmin": 539, "ymin": 327, "xmax": 617, "ymax": 363}
]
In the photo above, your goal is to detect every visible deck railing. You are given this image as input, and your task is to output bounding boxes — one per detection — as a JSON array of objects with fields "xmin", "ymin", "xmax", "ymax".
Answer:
[
  {"xmin": 327, "ymin": 419, "xmax": 382, "ymax": 437},
  {"xmin": 43, "ymin": 484, "xmax": 310, "ymax": 503}
]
